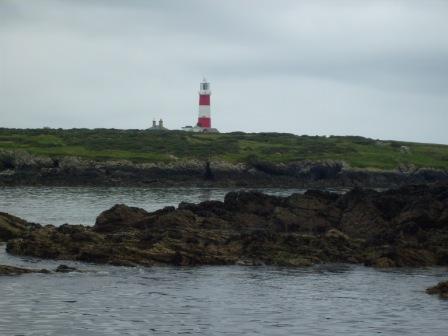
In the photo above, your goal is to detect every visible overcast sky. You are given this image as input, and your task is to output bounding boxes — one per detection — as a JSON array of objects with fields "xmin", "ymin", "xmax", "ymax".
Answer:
[{"xmin": 1, "ymin": 0, "xmax": 448, "ymax": 144}]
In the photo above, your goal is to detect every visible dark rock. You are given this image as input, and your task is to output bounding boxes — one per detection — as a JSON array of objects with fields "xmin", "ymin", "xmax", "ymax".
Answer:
[
  {"xmin": 1, "ymin": 147, "xmax": 448, "ymax": 188},
  {"xmin": 308, "ymin": 161, "xmax": 343, "ymax": 180},
  {"xmin": 204, "ymin": 161, "xmax": 214, "ymax": 180},
  {"xmin": 369, "ymin": 257, "xmax": 397, "ymax": 268},
  {"xmin": 94, "ymin": 204, "xmax": 150, "ymax": 232},
  {"xmin": 0, "ymin": 212, "xmax": 34, "ymax": 241},
  {"xmin": 0, "ymin": 264, "xmax": 49, "ymax": 276},
  {"xmin": 5, "ymin": 182, "xmax": 448, "ymax": 268},
  {"xmin": 426, "ymin": 280, "xmax": 448, "ymax": 299},
  {"xmin": 55, "ymin": 264, "xmax": 79, "ymax": 273}
]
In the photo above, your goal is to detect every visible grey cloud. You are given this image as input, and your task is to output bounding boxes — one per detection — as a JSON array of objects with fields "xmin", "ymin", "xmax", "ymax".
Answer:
[{"xmin": 0, "ymin": 0, "xmax": 447, "ymax": 144}]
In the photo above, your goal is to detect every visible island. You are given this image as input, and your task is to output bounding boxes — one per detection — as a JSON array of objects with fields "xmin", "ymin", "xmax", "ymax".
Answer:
[{"xmin": 0, "ymin": 128, "xmax": 447, "ymax": 188}]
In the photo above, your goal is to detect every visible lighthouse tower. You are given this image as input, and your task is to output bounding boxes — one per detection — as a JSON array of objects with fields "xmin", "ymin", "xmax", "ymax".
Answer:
[
  {"xmin": 197, "ymin": 78, "xmax": 211, "ymax": 128},
  {"xmin": 181, "ymin": 78, "xmax": 219, "ymax": 133}
]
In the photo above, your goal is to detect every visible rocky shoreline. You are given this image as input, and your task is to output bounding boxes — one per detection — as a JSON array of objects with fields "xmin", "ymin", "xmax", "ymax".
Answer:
[
  {"xmin": 1, "ymin": 182, "xmax": 447, "ymax": 268},
  {"xmin": 1, "ymin": 150, "xmax": 447, "ymax": 188}
]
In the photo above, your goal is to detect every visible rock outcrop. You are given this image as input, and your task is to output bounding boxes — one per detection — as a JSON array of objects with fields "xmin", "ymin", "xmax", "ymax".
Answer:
[
  {"xmin": 0, "ymin": 212, "xmax": 37, "ymax": 241},
  {"xmin": 6, "ymin": 183, "xmax": 448, "ymax": 267}
]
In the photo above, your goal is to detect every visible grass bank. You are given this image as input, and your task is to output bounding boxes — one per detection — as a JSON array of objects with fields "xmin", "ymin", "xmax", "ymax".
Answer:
[{"xmin": 0, "ymin": 128, "xmax": 447, "ymax": 170}]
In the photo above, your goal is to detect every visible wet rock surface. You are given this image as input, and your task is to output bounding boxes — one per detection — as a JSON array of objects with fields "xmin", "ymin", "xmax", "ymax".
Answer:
[
  {"xmin": 0, "ymin": 264, "xmax": 83, "ymax": 275},
  {"xmin": 426, "ymin": 281, "xmax": 448, "ymax": 299},
  {"xmin": 5, "ymin": 183, "xmax": 448, "ymax": 267},
  {"xmin": 0, "ymin": 212, "xmax": 38, "ymax": 242},
  {"xmin": 0, "ymin": 264, "xmax": 50, "ymax": 275},
  {"xmin": 54, "ymin": 264, "xmax": 80, "ymax": 273}
]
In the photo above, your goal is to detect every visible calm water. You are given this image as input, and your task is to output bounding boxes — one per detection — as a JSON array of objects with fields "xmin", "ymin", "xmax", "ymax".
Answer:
[
  {"xmin": 0, "ymin": 247, "xmax": 447, "ymax": 336},
  {"xmin": 0, "ymin": 187, "xmax": 447, "ymax": 335},
  {"xmin": 0, "ymin": 186, "xmax": 314, "ymax": 225}
]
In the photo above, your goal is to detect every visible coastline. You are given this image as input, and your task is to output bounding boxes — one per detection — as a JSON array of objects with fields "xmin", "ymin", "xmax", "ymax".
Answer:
[{"xmin": 1, "ymin": 156, "xmax": 447, "ymax": 188}]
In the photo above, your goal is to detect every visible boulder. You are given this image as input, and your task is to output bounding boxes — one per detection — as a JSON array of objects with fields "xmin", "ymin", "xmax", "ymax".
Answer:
[{"xmin": 94, "ymin": 204, "xmax": 150, "ymax": 232}]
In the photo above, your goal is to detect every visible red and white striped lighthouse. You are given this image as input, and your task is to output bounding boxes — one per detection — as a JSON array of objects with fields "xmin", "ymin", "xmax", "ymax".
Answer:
[{"xmin": 197, "ymin": 78, "xmax": 211, "ymax": 128}]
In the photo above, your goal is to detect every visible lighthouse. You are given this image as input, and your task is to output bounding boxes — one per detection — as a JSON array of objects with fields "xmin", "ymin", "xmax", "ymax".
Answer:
[
  {"xmin": 197, "ymin": 78, "xmax": 211, "ymax": 128},
  {"xmin": 182, "ymin": 78, "xmax": 219, "ymax": 133}
]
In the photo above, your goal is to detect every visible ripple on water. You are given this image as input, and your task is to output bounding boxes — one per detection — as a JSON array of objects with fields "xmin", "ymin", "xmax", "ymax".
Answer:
[
  {"xmin": 0, "ymin": 258, "xmax": 447, "ymax": 335},
  {"xmin": 0, "ymin": 187, "xmax": 447, "ymax": 335}
]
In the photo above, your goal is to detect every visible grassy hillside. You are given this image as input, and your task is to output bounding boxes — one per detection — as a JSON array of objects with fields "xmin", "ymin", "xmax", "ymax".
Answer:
[{"xmin": 0, "ymin": 128, "xmax": 447, "ymax": 170}]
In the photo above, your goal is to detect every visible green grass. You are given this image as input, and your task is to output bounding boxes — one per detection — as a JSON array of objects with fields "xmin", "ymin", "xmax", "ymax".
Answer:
[{"xmin": 0, "ymin": 128, "xmax": 447, "ymax": 170}]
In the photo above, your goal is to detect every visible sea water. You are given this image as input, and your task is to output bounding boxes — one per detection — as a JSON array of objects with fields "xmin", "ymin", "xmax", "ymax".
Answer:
[
  {"xmin": 0, "ymin": 187, "xmax": 447, "ymax": 335},
  {"xmin": 0, "ymin": 186, "xmax": 313, "ymax": 225}
]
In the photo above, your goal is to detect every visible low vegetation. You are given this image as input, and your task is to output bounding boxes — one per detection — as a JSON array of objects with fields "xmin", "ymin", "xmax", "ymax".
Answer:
[{"xmin": 0, "ymin": 128, "xmax": 447, "ymax": 170}]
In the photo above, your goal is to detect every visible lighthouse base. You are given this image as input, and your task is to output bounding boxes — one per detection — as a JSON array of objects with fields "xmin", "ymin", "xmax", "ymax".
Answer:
[
  {"xmin": 197, "ymin": 117, "xmax": 211, "ymax": 128},
  {"xmin": 181, "ymin": 125, "xmax": 219, "ymax": 133}
]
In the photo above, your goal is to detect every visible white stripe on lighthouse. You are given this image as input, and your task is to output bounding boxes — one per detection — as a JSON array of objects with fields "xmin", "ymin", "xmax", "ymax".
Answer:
[{"xmin": 198, "ymin": 105, "xmax": 211, "ymax": 118}]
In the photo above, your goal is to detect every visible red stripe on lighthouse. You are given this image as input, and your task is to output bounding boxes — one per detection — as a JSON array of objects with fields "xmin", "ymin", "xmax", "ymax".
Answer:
[
  {"xmin": 199, "ymin": 95, "xmax": 210, "ymax": 105},
  {"xmin": 198, "ymin": 117, "xmax": 211, "ymax": 128}
]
